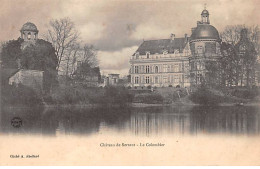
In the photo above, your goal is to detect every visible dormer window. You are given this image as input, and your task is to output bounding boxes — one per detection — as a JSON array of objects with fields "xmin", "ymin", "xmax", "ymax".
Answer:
[
  {"xmin": 146, "ymin": 52, "xmax": 150, "ymax": 59},
  {"xmin": 135, "ymin": 52, "xmax": 139, "ymax": 59}
]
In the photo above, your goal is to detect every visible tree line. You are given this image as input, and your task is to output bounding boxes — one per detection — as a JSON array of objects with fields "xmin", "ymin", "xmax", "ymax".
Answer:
[
  {"xmin": 0, "ymin": 17, "xmax": 100, "ymax": 92},
  {"xmin": 205, "ymin": 25, "xmax": 259, "ymax": 88}
]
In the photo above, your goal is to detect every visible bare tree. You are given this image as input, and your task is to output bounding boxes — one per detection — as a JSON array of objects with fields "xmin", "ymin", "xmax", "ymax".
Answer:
[
  {"xmin": 220, "ymin": 25, "xmax": 245, "ymax": 45},
  {"xmin": 81, "ymin": 44, "xmax": 99, "ymax": 67},
  {"xmin": 221, "ymin": 25, "xmax": 260, "ymax": 54},
  {"xmin": 220, "ymin": 25, "xmax": 259, "ymax": 87},
  {"xmin": 64, "ymin": 43, "xmax": 80, "ymax": 76},
  {"xmin": 45, "ymin": 17, "xmax": 79, "ymax": 71}
]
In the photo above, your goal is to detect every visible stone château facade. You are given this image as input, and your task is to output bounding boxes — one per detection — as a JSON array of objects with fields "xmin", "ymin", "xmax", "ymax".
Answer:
[{"xmin": 130, "ymin": 8, "xmax": 222, "ymax": 87}]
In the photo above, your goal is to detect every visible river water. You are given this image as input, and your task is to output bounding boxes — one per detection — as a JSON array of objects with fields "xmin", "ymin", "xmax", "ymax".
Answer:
[{"xmin": 1, "ymin": 105, "xmax": 260, "ymax": 137}]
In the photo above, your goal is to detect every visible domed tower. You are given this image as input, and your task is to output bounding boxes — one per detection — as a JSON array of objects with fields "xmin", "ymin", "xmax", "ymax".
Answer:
[
  {"xmin": 20, "ymin": 22, "xmax": 39, "ymax": 41},
  {"xmin": 189, "ymin": 7, "xmax": 222, "ymax": 86}
]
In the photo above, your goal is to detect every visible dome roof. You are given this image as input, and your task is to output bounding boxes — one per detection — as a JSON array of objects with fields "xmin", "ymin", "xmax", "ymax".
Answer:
[
  {"xmin": 191, "ymin": 24, "xmax": 220, "ymax": 41},
  {"xmin": 201, "ymin": 9, "xmax": 209, "ymax": 15},
  {"xmin": 20, "ymin": 22, "xmax": 38, "ymax": 32}
]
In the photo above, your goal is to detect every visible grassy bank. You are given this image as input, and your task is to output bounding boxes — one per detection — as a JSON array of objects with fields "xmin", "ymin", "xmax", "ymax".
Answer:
[{"xmin": 2, "ymin": 83, "xmax": 259, "ymax": 108}]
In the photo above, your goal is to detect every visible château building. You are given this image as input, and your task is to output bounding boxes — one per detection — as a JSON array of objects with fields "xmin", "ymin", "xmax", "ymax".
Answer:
[{"xmin": 129, "ymin": 8, "xmax": 222, "ymax": 87}]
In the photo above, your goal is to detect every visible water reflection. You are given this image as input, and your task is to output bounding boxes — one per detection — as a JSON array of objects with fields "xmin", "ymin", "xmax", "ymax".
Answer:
[{"xmin": 0, "ymin": 105, "xmax": 260, "ymax": 136}]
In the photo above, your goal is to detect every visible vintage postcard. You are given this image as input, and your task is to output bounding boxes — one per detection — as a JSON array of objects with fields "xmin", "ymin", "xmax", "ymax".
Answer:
[{"xmin": 0, "ymin": 0, "xmax": 260, "ymax": 166}]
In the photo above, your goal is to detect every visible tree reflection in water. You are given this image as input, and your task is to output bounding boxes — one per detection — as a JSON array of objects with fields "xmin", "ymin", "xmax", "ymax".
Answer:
[{"xmin": 0, "ymin": 105, "xmax": 259, "ymax": 136}]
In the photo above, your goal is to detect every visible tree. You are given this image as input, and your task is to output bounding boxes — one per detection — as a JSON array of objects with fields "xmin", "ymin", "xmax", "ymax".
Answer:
[
  {"xmin": 204, "ymin": 60, "xmax": 221, "ymax": 87},
  {"xmin": 220, "ymin": 25, "xmax": 259, "ymax": 87},
  {"xmin": 221, "ymin": 25, "xmax": 260, "ymax": 55},
  {"xmin": 220, "ymin": 25, "xmax": 245, "ymax": 45},
  {"xmin": 81, "ymin": 44, "xmax": 98, "ymax": 67},
  {"xmin": 220, "ymin": 42, "xmax": 240, "ymax": 87},
  {"xmin": 0, "ymin": 38, "xmax": 58, "ymax": 93},
  {"xmin": 234, "ymin": 29, "xmax": 257, "ymax": 87},
  {"xmin": 21, "ymin": 39, "xmax": 58, "ymax": 92},
  {"xmin": 45, "ymin": 17, "xmax": 79, "ymax": 72},
  {"xmin": 64, "ymin": 42, "xmax": 80, "ymax": 76},
  {"xmin": 0, "ymin": 38, "xmax": 23, "ymax": 69}
]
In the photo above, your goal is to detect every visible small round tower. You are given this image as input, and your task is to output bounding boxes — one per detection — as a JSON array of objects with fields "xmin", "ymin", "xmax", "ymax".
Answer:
[{"xmin": 20, "ymin": 22, "xmax": 39, "ymax": 41}]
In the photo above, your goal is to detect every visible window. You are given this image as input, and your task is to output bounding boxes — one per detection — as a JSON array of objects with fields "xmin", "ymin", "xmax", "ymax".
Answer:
[
  {"xmin": 197, "ymin": 46, "xmax": 203, "ymax": 54},
  {"xmin": 145, "ymin": 66, "xmax": 150, "ymax": 73},
  {"xmin": 174, "ymin": 64, "xmax": 179, "ymax": 72},
  {"xmin": 135, "ymin": 77, "xmax": 139, "ymax": 84},
  {"xmin": 155, "ymin": 66, "xmax": 159, "ymax": 73},
  {"xmin": 134, "ymin": 66, "xmax": 139, "ymax": 73},
  {"xmin": 146, "ymin": 52, "xmax": 150, "ymax": 59},
  {"xmin": 174, "ymin": 75, "xmax": 179, "ymax": 83},
  {"xmin": 163, "ymin": 76, "xmax": 168, "ymax": 83},
  {"xmin": 145, "ymin": 76, "xmax": 150, "ymax": 84},
  {"xmin": 168, "ymin": 65, "xmax": 171, "ymax": 72},
  {"xmin": 197, "ymin": 74, "xmax": 202, "ymax": 83},
  {"xmin": 163, "ymin": 64, "xmax": 168, "ymax": 72},
  {"xmin": 155, "ymin": 76, "xmax": 159, "ymax": 83},
  {"xmin": 28, "ymin": 32, "xmax": 31, "ymax": 40}
]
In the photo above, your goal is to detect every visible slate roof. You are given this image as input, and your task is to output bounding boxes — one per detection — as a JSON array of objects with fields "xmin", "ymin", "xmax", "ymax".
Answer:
[
  {"xmin": 20, "ymin": 22, "xmax": 38, "ymax": 32},
  {"xmin": 0, "ymin": 68, "xmax": 19, "ymax": 84},
  {"xmin": 190, "ymin": 24, "xmax": 220, "ymax": 41},
  {"xmin": 134, "ymin": 37, "xmax": 189, "ymax": 56}
]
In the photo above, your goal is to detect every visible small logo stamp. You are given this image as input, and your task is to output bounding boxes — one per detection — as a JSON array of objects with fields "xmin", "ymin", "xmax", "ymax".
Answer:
[{"xmin": 11, "ymin": 117, "xmax": 23, "ymax": 128}]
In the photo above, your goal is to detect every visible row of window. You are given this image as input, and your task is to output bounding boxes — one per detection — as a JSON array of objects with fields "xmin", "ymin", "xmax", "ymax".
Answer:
[
  {"xmin": 133, "ymin": 75, "xmax": 189, "ymax": 84},
  {"xmin": 133, "ymin": 63, "xmax": 189, "ymax": 74},
  {"xmin": 135, "ymin": 50, "xmax": 189, "ymax": 59}
]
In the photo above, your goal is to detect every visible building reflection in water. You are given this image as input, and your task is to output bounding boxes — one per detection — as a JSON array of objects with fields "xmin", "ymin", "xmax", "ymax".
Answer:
[{"xmin": 0, "ymin": 105, "xmax": 259, "ymax": 136}]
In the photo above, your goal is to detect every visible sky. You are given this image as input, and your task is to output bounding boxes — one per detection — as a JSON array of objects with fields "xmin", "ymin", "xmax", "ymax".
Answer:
[{"xmin": 0, "ymin": 0, "xmax": 259, "ymax": 76}]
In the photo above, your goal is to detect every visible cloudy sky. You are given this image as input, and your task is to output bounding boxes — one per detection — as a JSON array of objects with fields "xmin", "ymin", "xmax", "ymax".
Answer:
[{"xmin": 0, "ymin": 0, "xmax": 259, "ymax": 76}]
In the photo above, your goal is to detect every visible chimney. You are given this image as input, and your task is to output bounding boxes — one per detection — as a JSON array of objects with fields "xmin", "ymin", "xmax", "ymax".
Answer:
[
  {"xmin": 191, "ymin": 27, "xmax": 196, "ymax": 34},
  {"xmin": 184, "ymin": 33, "xmax": 188, "ymax": 42},
  {"xmin": 170, "ymin": 33, "xmax": 175, "ymax": 40}
]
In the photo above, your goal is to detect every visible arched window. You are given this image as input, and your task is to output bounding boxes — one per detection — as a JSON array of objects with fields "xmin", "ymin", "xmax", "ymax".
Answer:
[
  {"xmin": 155, "ymin": 66, "xmax": 159, "ymax": 73},
  {"xmin": 146, "ymin": 52, "xmax": 150, "ymax": 59},
  {"xmin": 27, "ymin": 32, "xmax": 31, "ymax": 40}
]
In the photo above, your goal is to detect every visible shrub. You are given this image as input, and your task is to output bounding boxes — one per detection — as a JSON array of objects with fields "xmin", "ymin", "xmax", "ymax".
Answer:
[
  {"xmin": 169, "ymin": 85, "xmax": 173, "ymax": 87},
  {"xmin": 189, "ymin": 86, "xmax": 222, "ymax": 105},
  {"xmin": 1, "ymin": 84, "xmax": 42, "ymax": 106},
  {"xmin": 133, "ymin": 93, "xmax": 163, "ymax": 104},
  {"xmin": 231, "ymin": 88, "xmax": 258, "ymax": 99},
  {"xmin": 147, "ymin": 85, "xmax": 152, "ymax": 89}
]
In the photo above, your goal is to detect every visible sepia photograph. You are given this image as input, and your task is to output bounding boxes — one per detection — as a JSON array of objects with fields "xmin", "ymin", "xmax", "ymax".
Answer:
[{"xmin": 0, "ymin": 0, "xmax": 260, "ymax": 166}]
